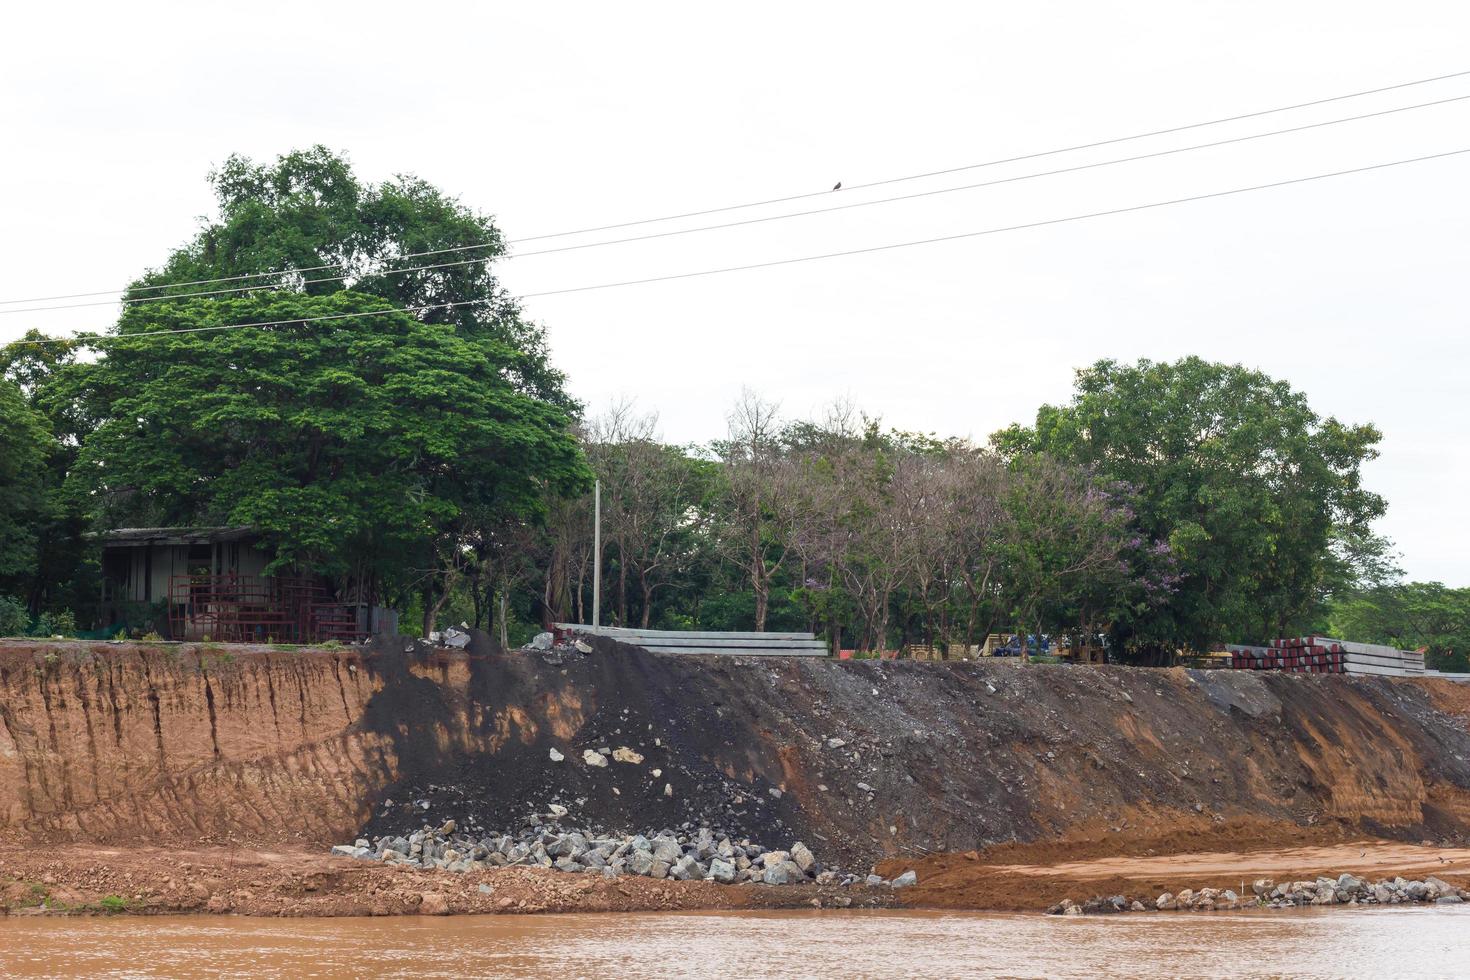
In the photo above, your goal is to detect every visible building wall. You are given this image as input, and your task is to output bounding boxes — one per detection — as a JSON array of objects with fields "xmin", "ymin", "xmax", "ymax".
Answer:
[{"xmin": 106, "ymin": 539, "xmax": 271, "ymax": 604}]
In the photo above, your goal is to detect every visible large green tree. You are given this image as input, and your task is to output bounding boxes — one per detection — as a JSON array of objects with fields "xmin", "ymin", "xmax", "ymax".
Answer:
[
  {"xmin": 0, "ymin": 377, "xmax": 50, "ymax": 593},
  {"xmin": 74, "ymin": 292, "xmax": 589, "ymax": 613},
  {"xmin": 129, "ymin": 146, "xmax": 568, "ymax": 406},
  {"xmin": 995, "ymin": 357, "xmax": 1384, "ymax": 657}
]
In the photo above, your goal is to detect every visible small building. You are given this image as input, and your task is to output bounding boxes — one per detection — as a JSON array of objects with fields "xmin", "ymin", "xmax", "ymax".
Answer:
[{"xmin": 97, "ymin": 526, "xmax": 393, "ymax": 643}]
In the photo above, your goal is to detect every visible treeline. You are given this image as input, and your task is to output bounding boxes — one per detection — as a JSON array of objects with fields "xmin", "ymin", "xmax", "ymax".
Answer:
[
  {"xmin": 435, "ymin": 350, "xmax": 1401, "ymax": 665},
  {"xmin": 474, "ymin": 395, "xmax": 1175, "ymax": 656},
  {"xmin": 1327, "ymin": 581, "xmax": 1470, "ymax": 673},
  {"xmin": 0, "ymin": 146, "xmax": 1444, "ymax": 664}
]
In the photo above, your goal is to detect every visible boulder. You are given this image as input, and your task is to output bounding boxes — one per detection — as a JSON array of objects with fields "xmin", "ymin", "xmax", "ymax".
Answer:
[
  {"xmin": 612, "ymin": 747, "xmax": 645, "ymax": 764},
  {"xmin": 763, "ymin": 863, "xmax": 792, "ymax": 886},
  {"xmin": 651, "ymin": 838, "xmax": 684, "ymax": 865},
  {"xmin": 548, "ymin": 748, "xmax": 565, "ymax": 763},
  {"xmin": 670, "ymin": 855, "xmax": 704, "ymax": 881},
  {"xmin": 709, "ymin": 859, "xmax": 737, "ymax": 884},
  {"xmin": 626, "ymin": 850, "xmax": 655, "ymax": 876},
  {"xmin": 1156, "ymin": 893, "xmax": 1175, "ymax": 911},
  {"xmin": 419, "ymin": 892, "xmax": 450, "ymax": 915},
  {"xmin": 790, "ymin": 842, "xmax": 816, "ymax": 873},
  {"xmin": 583, "ymin": 749, "xmax": 609, "ymax": 768},
  {"xmin": 890, "ymin": 870, "xmax": 918, "ymax": 889}
]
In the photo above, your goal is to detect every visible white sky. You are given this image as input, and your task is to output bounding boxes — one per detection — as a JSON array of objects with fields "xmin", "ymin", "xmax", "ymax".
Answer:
[{"xmin": 2, "ymin": 1, "xmax": 1467, "ymax": 584}]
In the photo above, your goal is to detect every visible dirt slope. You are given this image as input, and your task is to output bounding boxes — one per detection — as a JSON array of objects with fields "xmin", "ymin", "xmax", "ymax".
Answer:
[{"xmin": 3, "ymin": 634, "xmax": 1470, "ymax": 872}]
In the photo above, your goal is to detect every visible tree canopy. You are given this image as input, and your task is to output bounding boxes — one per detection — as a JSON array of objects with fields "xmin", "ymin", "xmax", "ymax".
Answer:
[
  {"xmin": 0, "ymin": 378, "xmax": 50, "ymax": 590},
  {"xmin": 73, "ymin": 291, "xmax": 588, "ymax": 603},
  {"xmin": 1328, "ymin": 581, "xmax": 1470, "ymax": 673},
  {"xmin": 130, "ymin": 146, "xmax": 568, "ymax": 405},
  {"xmin": 994, "ymin": 356, "xmax": 1384, "ymax": 658}
]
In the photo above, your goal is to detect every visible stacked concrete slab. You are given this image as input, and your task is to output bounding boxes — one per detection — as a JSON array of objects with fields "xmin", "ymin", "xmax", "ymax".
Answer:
[
  {"xmin": 554, "ymin": 624, "xmax": 829, "ymax": 657},
  {"xmin": 1228, "ymin": 636, "xmax": 1424, "ymax": 677}
]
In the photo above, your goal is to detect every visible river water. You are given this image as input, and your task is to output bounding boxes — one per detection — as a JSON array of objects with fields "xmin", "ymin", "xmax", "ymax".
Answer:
[{"xmin": 1, "ymin": 907, "xmax": 1466, "ymax": 978}]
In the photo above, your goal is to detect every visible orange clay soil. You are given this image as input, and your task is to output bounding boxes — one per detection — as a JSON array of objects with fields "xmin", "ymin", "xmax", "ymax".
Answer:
[
  {"xmin": 0, "ymin": 843, "xmax": 891, "ymax": 918},
  {"xmin": 876, "ymin": 821, "xmax": 1470, "ymax": 912}
]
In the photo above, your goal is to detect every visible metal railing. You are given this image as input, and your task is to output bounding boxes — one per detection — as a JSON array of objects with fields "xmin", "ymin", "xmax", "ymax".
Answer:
[{"xmin": 167, "ymin": 574, "xmax": 368, "ymax": 644}]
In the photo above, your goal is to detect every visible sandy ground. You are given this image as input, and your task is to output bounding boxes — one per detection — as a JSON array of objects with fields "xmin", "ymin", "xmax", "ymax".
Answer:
[
  {"xmin": 877, "ymin": 826, "xmax": 1470, "ymax": 911},
  {"xmin": 994, "ymin": 840, "xmax": 1470, "ymax": 880},
  {"xmin": 0, "ymin": 843, "xmax": 889, "ymax": 917},
  {"xmin": 7, "ymin": 826, "xmax": 1468, "ymax": 917}
]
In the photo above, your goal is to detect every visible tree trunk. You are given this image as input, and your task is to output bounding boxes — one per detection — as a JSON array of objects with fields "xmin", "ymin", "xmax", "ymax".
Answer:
[
  {"xmin": 423, "ymin": 585, "xmax": 450, "ymax": 639},
  {"xmin": 640, "ymin": 576, "xmax": 654, "ymax": 629},
  {"xmin": 617, "ymin": 545, "xmax": 628, "ymax": 627},
  {"xmin": 498, "ymin": 589, "xmax": 510, "ymax": 649}
]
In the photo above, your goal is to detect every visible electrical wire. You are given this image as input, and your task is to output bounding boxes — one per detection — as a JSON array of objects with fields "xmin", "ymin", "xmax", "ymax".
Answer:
[
  {"xmin": 3, "ymin": 67, "xmax": 1467, "ymax": 307},
  {"xmin": 8, "ymin": 146, "xmax": 1464, "ymax": 349},
  {"xmin": 5, "ymin": 91, "xmax": 1468, "ymax": 317}
]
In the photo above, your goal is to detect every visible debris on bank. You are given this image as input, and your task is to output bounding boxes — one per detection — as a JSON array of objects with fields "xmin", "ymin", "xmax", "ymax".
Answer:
[
  {"xmin": 1047, "ymin": 873, "xmax": 1469, "ymax": 915},
  {"xmin": 333, "ymin": 816, "xmax": 919, "ymax": 892}
]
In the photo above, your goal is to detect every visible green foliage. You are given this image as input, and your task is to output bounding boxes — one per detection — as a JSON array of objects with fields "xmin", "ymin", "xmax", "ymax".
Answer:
[
  {"xmin": 29, "ymin": 609, "xmax": 75, "ymax": 637},
  {"xmin": 74, "ymin": 292, "xmax": 588, "ymax": 594},
  {"xmin": 996, "ymin": 356, "xmax": 1384, "ymax": 655},
  {"xmin": 130, "ymin": 146, "xmax": 569, "ymax": 407},
  {"xmin": 0, "ymin": 378, "xmax": 51, "ymax": 591},
  {"xmin": 1328, "ymin": 581, "xmax": 1470, "ymax": 673},
  {"xmin": 97, "ymin": 895, "xmax": 128, "ymax": 913},
  {"xmin": 0, "ymin": 595, "xmax": 28, "ymax": 637},
  {"xmin": 996, "ymin": 454, "xmax": 1161, "ymax": 654}
]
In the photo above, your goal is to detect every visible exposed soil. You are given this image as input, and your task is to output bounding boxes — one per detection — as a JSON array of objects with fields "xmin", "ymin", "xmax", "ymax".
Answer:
[
  {"xmin": 875, "ymin": 823, "xmax": 1470, "ymax": 911},
  {"xmin": 4, "ymin": 632, "xmax": 1470, "ymax": 916},
  {"xmin": 0, "ymin": 843, "xmax": 885, "ymax": 917}
]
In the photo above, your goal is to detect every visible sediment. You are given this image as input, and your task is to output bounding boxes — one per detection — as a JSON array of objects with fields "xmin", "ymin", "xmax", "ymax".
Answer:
[{"xmin": 2, "ymin": 633, "xmax": 1470, "ymax": 915}]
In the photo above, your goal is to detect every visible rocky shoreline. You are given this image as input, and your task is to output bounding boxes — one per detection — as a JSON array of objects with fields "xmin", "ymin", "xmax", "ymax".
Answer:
[
  {"xmin": 333, "ymin": 816, "xmax": 918, "ymax": 896},
  {"xmin": 1048, "ymin": 872, "xmax": 1470, "ymax": 916}
]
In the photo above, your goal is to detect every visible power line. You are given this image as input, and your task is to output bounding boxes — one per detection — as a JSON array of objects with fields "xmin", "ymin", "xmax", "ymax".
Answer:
[
  {"xmin": 509, "ymin": 68, "xmax": 1470, "ymax": 244},
  {"xmin": 6, "ymin": 91, "xmax": 1468, "ymax": 317},
  {"xmin": 3, "ymin": 66, "xmax": 1467, "ymax": 308},
  {"xmin": 9, "ymin": 146, "xmax": 1464, "ymax": 350}
]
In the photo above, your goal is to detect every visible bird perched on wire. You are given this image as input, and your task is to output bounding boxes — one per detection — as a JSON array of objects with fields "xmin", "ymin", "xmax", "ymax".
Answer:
[{"xmin": 832, "ymin": 181, "xmax": 842, "ymax": 191}]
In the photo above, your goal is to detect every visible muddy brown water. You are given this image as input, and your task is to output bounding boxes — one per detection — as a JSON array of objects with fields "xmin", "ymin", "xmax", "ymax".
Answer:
[{"xmin": 1, "ymin": 908, "xmax": 1467, "ymax": 978}]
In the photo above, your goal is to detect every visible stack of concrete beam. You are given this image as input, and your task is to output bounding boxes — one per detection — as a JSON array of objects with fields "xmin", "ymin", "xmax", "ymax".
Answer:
[
  {"xmin": 1228, "ymin": 637, "xmax": 1424, "ymax": 677},
  {"xmin": 554, "ymin": 624, "xmax": 829, "ymax": 657}
]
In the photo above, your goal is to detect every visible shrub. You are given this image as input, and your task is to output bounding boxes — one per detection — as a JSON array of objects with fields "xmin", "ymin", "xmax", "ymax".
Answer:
[
  {"xmin": 0, "ymin": 596, "xmax": 27, "ymax": 637},
  {"xmin": 29, "ymin": 610, "xmax": 76, "ymax": 638}
]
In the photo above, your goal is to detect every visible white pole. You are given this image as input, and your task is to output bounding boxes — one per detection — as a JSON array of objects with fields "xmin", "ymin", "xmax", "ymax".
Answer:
[{"xmin": 592, "ymin": 478, "xmax": 601, "ymax": 629}]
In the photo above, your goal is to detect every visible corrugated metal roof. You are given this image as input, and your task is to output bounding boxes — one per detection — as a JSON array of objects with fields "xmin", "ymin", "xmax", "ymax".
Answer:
[{"xmin": 90, "ymin": 526, "xmax": 258, "ymax": 546}]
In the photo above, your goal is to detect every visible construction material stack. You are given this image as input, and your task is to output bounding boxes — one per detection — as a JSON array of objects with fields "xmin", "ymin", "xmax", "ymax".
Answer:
[{"xmin": 1227, "ymin": 637, "xmax": 1424, "ymax": 676}]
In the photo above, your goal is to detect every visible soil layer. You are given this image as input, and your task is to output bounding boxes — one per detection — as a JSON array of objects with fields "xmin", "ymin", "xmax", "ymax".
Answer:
[{"xmin": 3, "ymin": 633, "xmax": 1470, "ymax": 915}]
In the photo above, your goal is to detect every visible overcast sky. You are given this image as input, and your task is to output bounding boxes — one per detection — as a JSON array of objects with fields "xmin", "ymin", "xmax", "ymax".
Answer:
[{"xmin": 2, "ymin": 2, "xmax": 1467, "ymax": 583}]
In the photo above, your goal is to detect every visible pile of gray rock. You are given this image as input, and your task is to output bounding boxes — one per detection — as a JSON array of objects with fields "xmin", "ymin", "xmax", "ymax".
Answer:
[
  {"xmin": 333, "ymin": 817, "xmax": 919, "ymax": 890},
  {"xmin": 1047, "ymin": 872, "xmax": 1468, "ymax": 915},
  {"xmin": 1243, "ymin": 873, "xmax": 1466, "ymax": 909}
]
